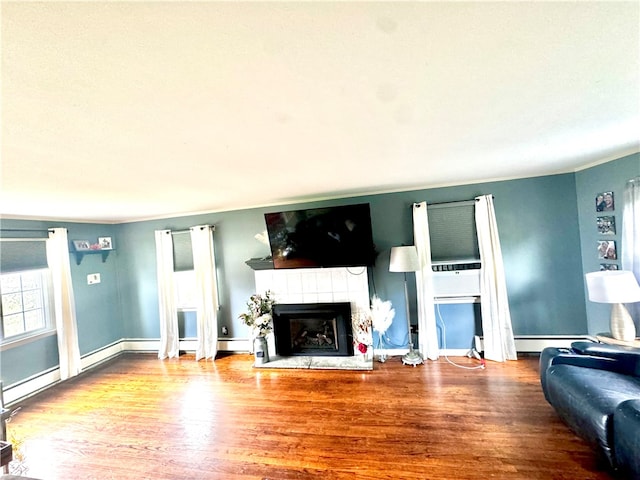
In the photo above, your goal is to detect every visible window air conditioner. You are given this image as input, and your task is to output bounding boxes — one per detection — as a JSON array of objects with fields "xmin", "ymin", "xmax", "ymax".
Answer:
[{"xmin": 431, "ymin": 260, "xmax": 481, "ymax": 297}]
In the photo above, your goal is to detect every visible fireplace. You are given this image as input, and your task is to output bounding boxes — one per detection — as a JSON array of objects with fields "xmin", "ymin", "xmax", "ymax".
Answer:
[{"xmin": 273, "ymin": 303, "xmax": 354, "ymax": 357}]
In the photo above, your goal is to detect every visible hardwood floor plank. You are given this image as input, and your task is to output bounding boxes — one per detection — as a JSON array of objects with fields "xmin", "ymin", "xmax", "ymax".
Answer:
[{"xmin": 5, "ymin": 353, "xmax": 615, "ymax": 479}]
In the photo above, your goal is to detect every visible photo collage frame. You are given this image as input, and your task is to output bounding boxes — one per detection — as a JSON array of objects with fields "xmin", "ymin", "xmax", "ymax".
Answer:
[{"xmin": 595, "ymin": 191, "xmax": 618, "ymax": 270}]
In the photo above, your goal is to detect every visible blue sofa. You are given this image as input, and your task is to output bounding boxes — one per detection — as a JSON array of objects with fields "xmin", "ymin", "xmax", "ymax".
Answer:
[{"xmin": 540, "ymin": 341, "xmax": 640, "ymax": 478}]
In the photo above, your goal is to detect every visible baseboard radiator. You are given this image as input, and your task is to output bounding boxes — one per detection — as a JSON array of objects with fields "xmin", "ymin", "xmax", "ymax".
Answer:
[{"xmin": 475, "ymin": 335, "xmax": 591, "ymax": 353}]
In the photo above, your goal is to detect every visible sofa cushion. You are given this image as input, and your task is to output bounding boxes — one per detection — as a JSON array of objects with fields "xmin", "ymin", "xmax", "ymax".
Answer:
[
  {"xmin": 546, "ymin": 364, "xmax": 640, "ymax": 466},
  {"xmin": 614, "ymin": 399, "xmax": 640, "ymax": 478}
]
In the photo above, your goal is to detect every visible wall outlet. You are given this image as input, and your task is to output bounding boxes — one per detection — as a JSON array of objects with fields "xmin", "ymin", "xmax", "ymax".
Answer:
[{"xmin": 87, "ymin": 273, "xmax": 101, "ymax": 285}]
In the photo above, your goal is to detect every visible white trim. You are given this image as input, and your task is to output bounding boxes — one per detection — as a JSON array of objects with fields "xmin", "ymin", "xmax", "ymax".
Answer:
[
  {"xmin": 119, "ymin": 338, "xmax": 159, "ymax": 352},
  {"xmin": 3, "ymin": 368, "xmax": 60, "ymax": 406},
  {"xmin": 0, "ymin": 328, "xmax": 56, "ymax": 351},
  {"xmin": 217, "ymin": 338, "xmax": 251, "ymax": 352},
  {"xmin": 475, "ymin": 335, "xmax": 592, "ymax": 353},
  {"xmin": 79, "ymin": 341, "xmax": 124, "ymax": 369},
  {"xmin": 3, "ymin": 337, "xmax": 252, "ymax": 405}
]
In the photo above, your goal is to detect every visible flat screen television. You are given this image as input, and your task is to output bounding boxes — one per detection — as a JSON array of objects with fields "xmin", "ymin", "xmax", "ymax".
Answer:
[{"xmin": 264, "ymin": 203, "xmax": 376, "ymax": 269}]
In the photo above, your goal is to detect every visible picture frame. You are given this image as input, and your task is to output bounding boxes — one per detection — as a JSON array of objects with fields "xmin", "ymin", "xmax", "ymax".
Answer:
[
  {"xmin": 98, "ymin": 237, "xmax": 113, "ymax": 250},
  {"xmin": 73, "ymin": 240, "xmax": 91, "ymax": 251},
  {"xmin": 600, "ymin": 264, "xmax": 619, "ymax": 271},
  {"xmin": 595, "ymin": 191, "xmax": 614, "ymax": 212},
  {"xmin": 596, "ymin": 216, "xmax": 616, "ymax": 235},
  {"xmin": 597, "ymin": 240, "xmax": 617, "ymax": 260}
]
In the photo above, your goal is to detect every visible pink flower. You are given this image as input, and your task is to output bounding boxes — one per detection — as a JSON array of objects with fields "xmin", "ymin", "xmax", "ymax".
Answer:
[{"xmin": 357, "ymin": 343, "xmax": 368, "ymax": 354}]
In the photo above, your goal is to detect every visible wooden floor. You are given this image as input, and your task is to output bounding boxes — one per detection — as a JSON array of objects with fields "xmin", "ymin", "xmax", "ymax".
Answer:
[{"xmin": 5, "ymin": 353, "xmax": 616, "ymax": 480}]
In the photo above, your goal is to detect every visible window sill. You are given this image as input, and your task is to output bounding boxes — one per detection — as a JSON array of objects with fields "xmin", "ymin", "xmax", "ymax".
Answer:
[{"xmin": 0, "ymin": 329, "xmax": 56, "ymax": 351}]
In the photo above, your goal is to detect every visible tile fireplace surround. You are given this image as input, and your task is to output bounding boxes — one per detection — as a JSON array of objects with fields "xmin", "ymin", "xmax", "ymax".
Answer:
[{"xmin": 253, "ymin": 266, "xmax": 373, "ymax": 370}]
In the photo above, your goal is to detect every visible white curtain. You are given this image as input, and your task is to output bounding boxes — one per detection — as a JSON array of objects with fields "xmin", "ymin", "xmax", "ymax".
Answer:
[
  {"xmin": 155, "ymin": 230, "xmax": 179, "ymax": 359},
  {"xmin": 46, "ymin": 228, "xmax": 82, "ymax": 380},
  {"xmin": 474, "ymin": 195, "xmax": 517, "ymax": 362},
  {"xmin": 190, "ymin": 225, "xmax": 219, "ymax": 361},
  {"xmin": 412, "ymin": 202, "xmax": 439, "ymax": 360},
  {"xmin": 622, "ymin": 177, "xmax": 640, "ymax": 321}
]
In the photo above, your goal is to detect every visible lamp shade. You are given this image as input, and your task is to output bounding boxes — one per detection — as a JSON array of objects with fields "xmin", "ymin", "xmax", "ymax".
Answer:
[
  {"xmin": 585, "ymin": 271, "xmax": 640, "ymax": 304},
  {"xmin": 389, "ymin": 246, "xmax": 420, "ymax": 273}
]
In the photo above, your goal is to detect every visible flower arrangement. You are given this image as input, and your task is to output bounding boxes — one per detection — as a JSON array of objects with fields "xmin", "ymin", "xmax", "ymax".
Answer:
[
  {"xmin": 352, "ymin": 309, "xmax": 372, "ymax": 354},
  {"xmin": 238, "ymin": 290, "xmax": 276, "ymax": 337},
  {"xmin": 352, "ymin": 296, "xmax": 395, "ymax": 359}
]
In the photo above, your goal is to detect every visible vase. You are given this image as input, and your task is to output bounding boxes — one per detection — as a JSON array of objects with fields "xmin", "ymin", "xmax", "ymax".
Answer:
[
  {"xmin": 253, "ymin": 336, "xmax": 269, "ymax": 365},
  {"xmin": 376, "ymin": 334, "xmax": 387, "ymax": 363}
]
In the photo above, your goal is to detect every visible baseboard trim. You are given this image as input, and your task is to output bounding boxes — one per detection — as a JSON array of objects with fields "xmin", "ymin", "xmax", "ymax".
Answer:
[
  {"xmin": 5, "ymin": 340, "xmax": 124, "ymax": 406},
  {"xmin": 218, "ymin": 338, "xmax": 251, "ymax": 351},
  {"xmin": 4, "ymin": 337, "xmax": 251, "ymax": 405},
  {"xmin": 4, "ymin": 369, "xmax": 61, "ymax": 407},
  {"xmin": 475, "ymin": 335, "xmax": 592, "ymax": 353}
]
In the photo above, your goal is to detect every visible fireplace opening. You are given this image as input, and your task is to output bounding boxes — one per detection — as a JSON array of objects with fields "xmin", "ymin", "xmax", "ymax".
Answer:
[{"xmin": 273, "ymin": 303, "xmax": 354, "ymax": 357}]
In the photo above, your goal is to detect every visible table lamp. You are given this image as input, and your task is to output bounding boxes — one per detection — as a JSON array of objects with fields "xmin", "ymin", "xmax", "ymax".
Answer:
[
  {"xmin": 585, "ymin": 270, "xmax": 640, "ymax": 341},
  {"xmin": 389, "ymin": 246, "xmax": 424, "ymax": 366}
]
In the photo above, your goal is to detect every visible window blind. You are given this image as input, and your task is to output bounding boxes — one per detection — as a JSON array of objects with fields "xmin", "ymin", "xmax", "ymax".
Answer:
[
  {"xmin": 172, "ymin": 232, "xmax": 194, "ymax": 272},
  {"xmin": 0, "ymin": 239, "xmax": 49, "ymax": 272},
  {"xmin": 427, "ymin": 202, "xmax": 480, "ymax": 263}
]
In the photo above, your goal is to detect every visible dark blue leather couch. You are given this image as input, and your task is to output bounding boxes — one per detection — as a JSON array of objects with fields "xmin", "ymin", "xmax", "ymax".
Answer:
[{"xmin": 540, "ymin": 341, "xmax": 640, "ymax": 478}]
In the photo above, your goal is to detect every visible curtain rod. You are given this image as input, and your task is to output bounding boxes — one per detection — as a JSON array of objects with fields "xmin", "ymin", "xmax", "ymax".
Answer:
[
  {"xmin": 0, "ymin": 228, "xmax": 53, "ymax": 239},
  {"xmin": 0, "ymin": 228, "xmax": 53, "ymax": 233},
  {"xmin": 169, "ymin": 225, "xmax": 215, "ymax": 235},
  {"xmin": 412, "ymin": 199, "xmax": 475, "ymax": 209},
  {"xmin": 412, "ymin": 195, "xmax": 494, "ymax": 209}
]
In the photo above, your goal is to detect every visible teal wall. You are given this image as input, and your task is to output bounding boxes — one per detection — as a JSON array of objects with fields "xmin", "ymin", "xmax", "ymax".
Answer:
[
  {"xmin": 575, "ymin": 152, "xmax": 640, "ymax": 334},
  {"xmin": 113, "ymin": 170, "xmax": 586, "ymax": 347},
  {"xmin": 1, "ymin": 154, "xmax": 633, "ymax": 388},
  {"xmin": 0, "ymin": 219, "xmax": 122, "ymax": 385}
]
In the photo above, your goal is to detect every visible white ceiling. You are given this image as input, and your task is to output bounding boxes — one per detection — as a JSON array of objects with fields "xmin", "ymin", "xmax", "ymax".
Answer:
[{"xmin": 2, "ymin": 1, "xmax": 639, "ymax": 224}]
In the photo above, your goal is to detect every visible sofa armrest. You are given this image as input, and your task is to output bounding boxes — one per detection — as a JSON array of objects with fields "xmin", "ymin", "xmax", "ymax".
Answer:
[
  {"xmin": 571, "ymin": 341, "xmax": 640, "ymax": 376},
  {"xmin": 539, "ymin": 347, "xmax": 620, "ymax": 402}
]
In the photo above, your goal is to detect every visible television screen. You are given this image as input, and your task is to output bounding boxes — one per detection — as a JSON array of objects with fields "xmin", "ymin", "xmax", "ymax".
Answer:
[{"xmin": 264, "ymin": 203, "xmax": 376, "ymax": 269}]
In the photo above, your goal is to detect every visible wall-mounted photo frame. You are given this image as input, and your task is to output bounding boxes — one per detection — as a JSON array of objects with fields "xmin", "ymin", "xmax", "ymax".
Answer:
[
  {"xmin": 73, "ymin": 240, "xmax": 91, "ymax": 251},
  {"xmin": 597, "ymin": 240, "xmax": 617, "ymax": 260},
  {"xmin": 98, "ymin": 237, "xmax": 113, "ymax": 250},
  {"xmin": 595, "ymin": 191, "xmax": 614, "ymax": 211},
  {"xmin": 600, "ymin": 264, "xmax": 619, "ymax": 271},
  {"xmin": 597, "ymin": 216, "xmax": 616, "ymax": 235}
]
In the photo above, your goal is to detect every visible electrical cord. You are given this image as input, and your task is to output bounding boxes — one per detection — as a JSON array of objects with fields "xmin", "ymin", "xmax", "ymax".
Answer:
[{"xmin": 436, "ymin": 303, "xmax": 485, "ymax": 370}]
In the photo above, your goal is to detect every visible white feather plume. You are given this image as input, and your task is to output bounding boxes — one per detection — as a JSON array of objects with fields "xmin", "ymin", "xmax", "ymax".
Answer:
[{"xmin": 370, "ymin": 295, "xmax": 395, "ymax": 334}]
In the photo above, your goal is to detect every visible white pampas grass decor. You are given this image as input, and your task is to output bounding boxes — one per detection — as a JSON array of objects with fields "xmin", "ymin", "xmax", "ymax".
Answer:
[{"xmin": 371, "ymin": 295, "xmax": 395, "ymax": 335}]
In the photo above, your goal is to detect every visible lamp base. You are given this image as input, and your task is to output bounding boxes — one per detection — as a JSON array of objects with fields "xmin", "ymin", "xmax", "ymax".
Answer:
[
  {"xmin": 402, "ymin": 348, "xmax": 424, "ymax": 367},
  {"xmin": 610, "ymin": 303, "xmax": 637, "ymax": 342}
]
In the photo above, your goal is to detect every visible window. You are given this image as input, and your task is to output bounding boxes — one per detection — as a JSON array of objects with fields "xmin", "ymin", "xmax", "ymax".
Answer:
[
  {"xmin": 174, "ymin": 270, "xmax": 197, "ymax": 311},
  {"xmin": 172, "ymin": 232, "xmax": 197, "ymax": 310},
  {"xmin": 1, "ymin": 269, "xmax": 54, "ymax": 342}
]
